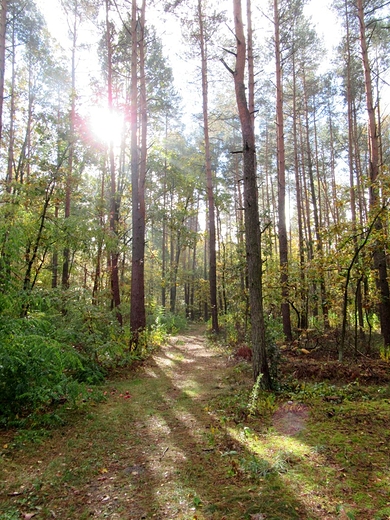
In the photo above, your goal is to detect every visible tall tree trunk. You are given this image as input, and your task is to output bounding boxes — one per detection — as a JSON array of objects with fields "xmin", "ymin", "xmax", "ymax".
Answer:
[
  {"xmin": 226, "ymin": 0, "xmax": 272, "ymax": 387},
  {"xmin": 52, "ymin": 204, "xmax": 59, "ymax": 289},
  {"xmin": 274, "ymin": 0, "xmax": 292, "ymax": 341},
  {"xmin": 22, "ymin": 171, "xmax": 60, "ymax": 316},
  {"xmin": 357, "ymin": 0, "xmax": 390, "ymax": 346},
  {"xmin": 345, "ymin": 0, "xmax": 365, "ymax": 344},
  {"xmin": 0, "ymin": 0, "xmax": 6, "ymax": 143},
  {"xmin": 170, "ymin": 229, "xmax": 182, "ymax": 315},
  {"xmin": 62, "ymin": 3, "xmax": 78, "ymax": 290},
  {"xmin": 198, "ymin": 0, "xmax": 219, "ymax": 333},
  {"xmin": 6, "ymin": 16, "xmax": 14, "ymax": 190},
  {"xmin": 292, "ymin": 53, "xmax": 307, "ymax": 329},
  {"xmin": 162, "ymin": 118, "xmax": 168, "ymax": 309},
  {"xmin": 130, "ymin": 0, "xmax": 146, "ymax": 344},
  {"xmin": 233, "ymin": 149, "xmax": 245, "ymax": 293},
  {"xmin": 105, "ymin": 0, "xmax": 122, "ymax": 324}
]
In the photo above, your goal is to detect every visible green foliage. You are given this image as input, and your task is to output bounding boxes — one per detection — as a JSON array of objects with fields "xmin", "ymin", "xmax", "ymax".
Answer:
[
  {"xmin": 0, "ymin": 508, "xmax": 21, "ymax": 520},
  {"xmin": 281, "ymin": 380, "xmax": 366, "ymax": 402},
  {"xmin": 147, "ymin": 306, "xmax": 187, "ymax": 335},
  {"xmin": 248, "ymin": 380, "xmax": 277, "ymax": 417},
  {"xmin": 0, "ymin": 287, "xmax": 179, "ymax": 425},
  {"xmin": 240, "ymin": 455, "xmax": 274, "ymax": 478},
  {"xmin": 379, "ymin": 345, "xmax": 390, "ymax": 362},
  {"xmin": 247, "ymin": 374, "xmax": 263, "ymax": 416},
  {"xmin": 0, "ymin": 314, "xmax": 84, "ymax": 421},
  {"xmin": 265, "ymin": 315, "xmax": 284, "ymax": 384},
  {"xmin": 0, "ymin": 293, "xmax": 118, "ymax": 424},
  {"xmin": 239, "ymin": 450, "xmax": 298, "ymax": 480},
  {"xmin": 192, "ymin": 495, "xmax": 202, "ymax": 508},
  {"xmin": 218, "ymin": 309, "xmax": 249, "ymax": 347},
  {"xmin": 336, "ymin": 505, "xmax": 356, "ymax": 519}
]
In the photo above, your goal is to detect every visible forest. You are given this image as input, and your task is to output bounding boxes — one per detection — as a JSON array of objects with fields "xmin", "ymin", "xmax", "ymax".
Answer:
[
  {"xmin": 0, "ymin": 0, "xmax": 390, "ymax": 418},
  {"xmin": 1, "ymin": 0, "xmax": 390, "ymax": 518}
]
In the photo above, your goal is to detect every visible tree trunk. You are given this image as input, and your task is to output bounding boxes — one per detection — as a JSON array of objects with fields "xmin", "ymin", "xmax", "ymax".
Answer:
[
  {"xmin": 292, "ymin": 53, "xmax": 307, "ymax": 329},
  {"xmin": 229, "ymin": 0, "xmax": 272, "ymax": 388},
  {"xmin": 62, "ymin": 3, "xmax": 78, "ymax": 290},
  {"xmin": 198, "ymin": 0, "xmax": 219, "ymax": 333},
  {"xmin": 6, "ymin": 18, "xmax": 15, "ymax": 191},
  {"xmin": 274, "ymin": 0, "xmax": 292, "ymax": 341},
  {"xmin": 105, "ymin": 0, "xmax": 122, "ymax": 324},
  {"xmin": 345, "ymin": 0, "xmax": 365, "ymax": 344},
  {"xmin": 357, "ymin": 0, "xmax": 390, "ymax": 346},
  {"xmin": 0, "ymin": 0, "xmax": 6, "ymax": 143},
  {"xmin": 130, "ymin": 0, "xmax": 146, "ymax": 344}
]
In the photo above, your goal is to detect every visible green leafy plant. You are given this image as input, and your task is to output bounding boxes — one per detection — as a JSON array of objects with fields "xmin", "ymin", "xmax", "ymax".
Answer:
[
  {"xmin": 247, "ymin": 375, "xmax": 276, "ymax": 417},
  {"xmin": 379, "ymin": 345, "xmax": 390, "ymax": 362},
  {"xmin": 247, "ymin": 374, "xmax": 263, "ymax": 416},
  {"xmin": 240, "ymin": 455, "xmax": 274, "ymax": 478},
  {"xmin": 192, "ymin": 495, "xmax": 202, "ymax": 508}
]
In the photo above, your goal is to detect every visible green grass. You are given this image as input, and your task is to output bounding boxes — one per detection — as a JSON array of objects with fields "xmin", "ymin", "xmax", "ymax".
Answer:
[{"xmin": 0, "ymin": 333, "xmax": 389, "ymax": 520}]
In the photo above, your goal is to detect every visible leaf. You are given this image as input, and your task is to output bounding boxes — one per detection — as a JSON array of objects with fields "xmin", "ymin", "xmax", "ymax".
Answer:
[{"xmin": 23, "ymin": 514, "xmax": 37, "ymax": 520}]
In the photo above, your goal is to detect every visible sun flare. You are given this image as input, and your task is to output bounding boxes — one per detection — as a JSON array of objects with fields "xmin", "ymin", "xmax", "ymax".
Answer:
[{"xmin": 89, "ymin": 106, "xmax": 124, "ymax": 146}]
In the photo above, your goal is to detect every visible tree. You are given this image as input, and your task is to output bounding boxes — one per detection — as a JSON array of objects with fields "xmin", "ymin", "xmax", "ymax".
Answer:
[
  {"xmin": 0, "ymin": 0, "xmax": 6, "ymax": 143},
  {"xmin": 357, "ymin": 0, "xmax": 390, "ymax": 347},
  {"xmin": 130, "ymin": 0, "xmax": 146, "ymax": 345},
  {"xmin": 273, "ymin": 0, "xmax": 292, "ymax": 341},
  {"xmin": 197, "ymin": 0, "xmax": 219, "ymax": 333},
  {"xmin": 223, "ymin": 0, "xmax": 272, "ymax": 387},
  {"xmin": 105, "ymin": 0, "xmax": 122, "ymax": 324}
]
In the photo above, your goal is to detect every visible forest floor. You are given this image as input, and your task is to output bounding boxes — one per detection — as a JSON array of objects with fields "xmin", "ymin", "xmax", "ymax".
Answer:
[{"xmin": 1, "ymin": 324, "xmax": 390, "ymax": 520}]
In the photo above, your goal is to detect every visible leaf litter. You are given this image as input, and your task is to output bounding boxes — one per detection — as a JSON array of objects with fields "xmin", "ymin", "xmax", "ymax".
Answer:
[{"xmin": 0, "ymin": 324, "xmax": 389, "ymax": 519}]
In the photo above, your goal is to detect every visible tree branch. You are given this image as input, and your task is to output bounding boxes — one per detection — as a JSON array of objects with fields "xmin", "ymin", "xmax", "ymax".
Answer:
[{"xmin": 220, "ymin": 58, "xmax": 234, "ymax": 75}]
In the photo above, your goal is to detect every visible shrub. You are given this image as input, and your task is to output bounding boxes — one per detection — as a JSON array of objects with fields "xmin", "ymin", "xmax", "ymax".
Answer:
[{"xmin": 0, "ymin": 317, "xmax": 84, "ymax": 420}]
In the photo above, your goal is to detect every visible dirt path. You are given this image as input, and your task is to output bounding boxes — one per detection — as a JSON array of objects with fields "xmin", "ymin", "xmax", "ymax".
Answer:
[
  {"xmin": 5, "ymin": 326, "xmax": 370, "ymax": 520},
  {"xmin": 106, "ymin": 324, "xmax": 233, "ymax": 519},
  {"xmin": 1, "ymin": 325, "xmax": 261, "ymax": 519}
]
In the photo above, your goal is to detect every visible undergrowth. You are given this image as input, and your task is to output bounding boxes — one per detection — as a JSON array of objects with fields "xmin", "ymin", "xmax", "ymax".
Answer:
[
  {"xmin": 0, "ymin": 290, "xmax": 186, "ymax": 427},
  {"xmin": 0, "ymin": 328, "xmax": 389, "ymax": 519}
]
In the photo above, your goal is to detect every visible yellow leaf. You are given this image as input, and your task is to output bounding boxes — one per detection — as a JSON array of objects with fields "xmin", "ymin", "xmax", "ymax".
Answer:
[{"xmin": 100, "ymin": 468, "xmax": 108, "ymax": 474}]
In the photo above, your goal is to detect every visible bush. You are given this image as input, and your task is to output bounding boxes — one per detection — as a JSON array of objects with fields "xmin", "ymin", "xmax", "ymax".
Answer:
[
  {"xmin": 0, "ymin": 316, "xmax": 84, "ymax": 421},
  {"xmin": 147, "ymin": 306, "xmax": 187, "ymax": 334}
]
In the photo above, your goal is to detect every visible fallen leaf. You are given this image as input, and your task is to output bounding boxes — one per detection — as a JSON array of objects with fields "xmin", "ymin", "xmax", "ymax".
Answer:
[{"xmin": 23, "ymin": 513, "xmax": 36, "ymax": 520}]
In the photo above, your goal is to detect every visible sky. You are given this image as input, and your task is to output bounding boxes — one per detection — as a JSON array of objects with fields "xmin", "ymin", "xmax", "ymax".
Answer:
[
  {"xmin": 35, "ymin": 0, "xmax": 342, "ymax": 77},
  {"xmin": 32, "ymin": 0, "xmax": 348, "ymax": 142}
]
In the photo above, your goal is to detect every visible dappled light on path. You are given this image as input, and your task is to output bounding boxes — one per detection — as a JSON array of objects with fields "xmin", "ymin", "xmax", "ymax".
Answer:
[
  {"xmin": 1, "ymin": 325, "xmax": 387, "ymax": 519},
  {"xmin": 104, "ymin": 326, "xmax": 327, "ymax": 519}
]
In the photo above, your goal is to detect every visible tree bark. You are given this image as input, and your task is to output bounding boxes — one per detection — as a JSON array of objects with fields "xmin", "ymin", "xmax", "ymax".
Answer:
[
  {"xmin": 229, "ymin": 0, "xmax": 272, "ymax": 387},
  {"xmin": 62, "ymin": 1, "xmax": 79, "ymax": 290},
  {"xmin": 357, "ymin": 0, "xmax": 390, "ymax": 346},
  {"xmin": 274, "ymin": 0, "xmax": 292, "ymax": 341},
  {"xmin": 130, "ymin": 0, "xmax": 146, "ymax": 345},
  {"xmin": 0, "ymin": 0, "xmax": 6, "ymax": 143},
  {"xmin": 198, "ymin": 0, "xmax": 219, "ymax": 333},
  {"xmin": 345, "ymin": 0, "xmax": 365, "ymax": 344},
  {"xmin": 292, "ymin": 52, "xmax": 307, "ymax": 329},
  {"xmin": 105, "ymin": 0, "xmax": 122, "ymax": 324}
]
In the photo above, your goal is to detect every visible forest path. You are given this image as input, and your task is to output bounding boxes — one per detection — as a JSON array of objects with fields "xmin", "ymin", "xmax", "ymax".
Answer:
[
  {"xmin": 0, "ymin": 326, "xmax": 318, "ymax": 520},
  {"xmin": 1, "ymin": 325, "xmax": 264, "ymax": 519}
]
